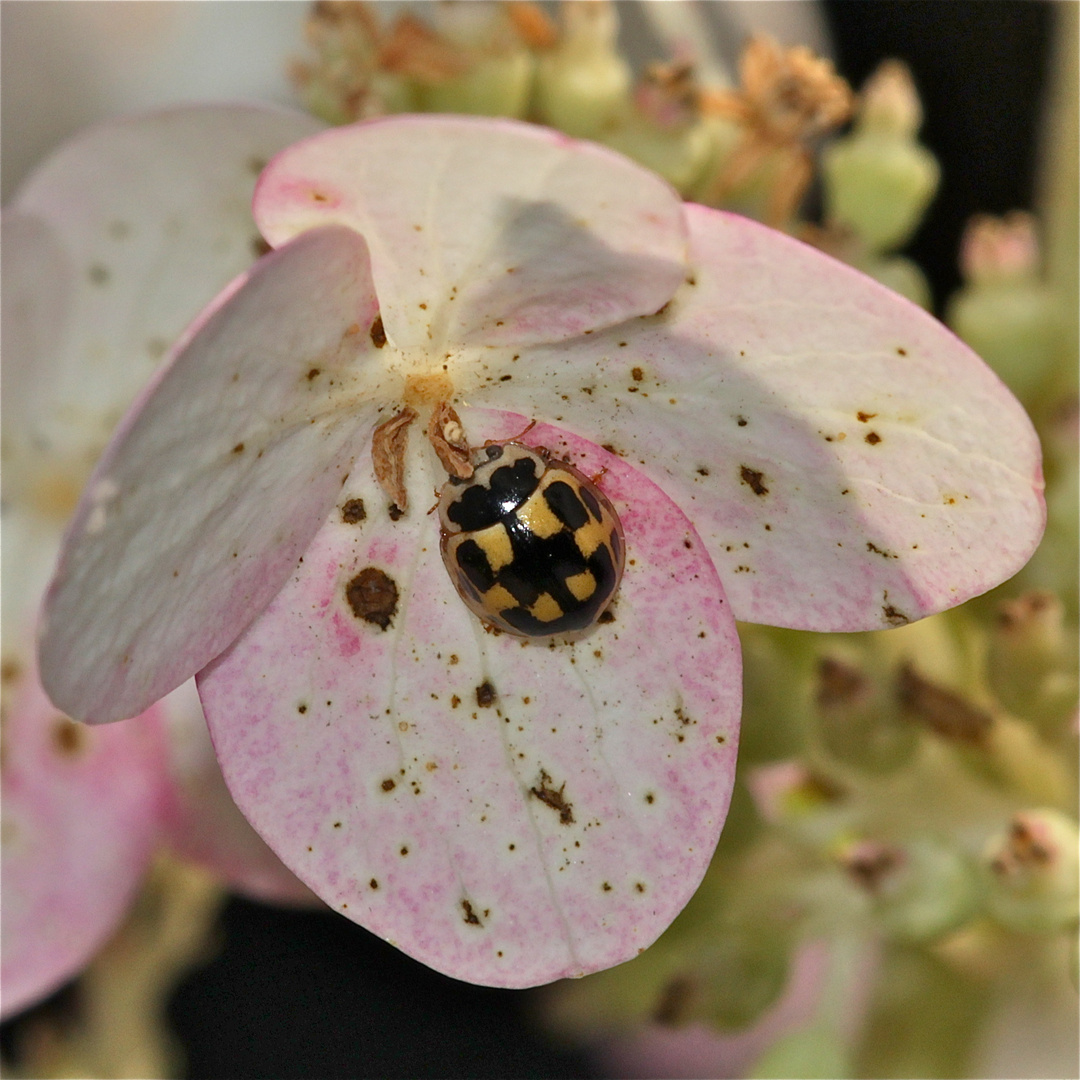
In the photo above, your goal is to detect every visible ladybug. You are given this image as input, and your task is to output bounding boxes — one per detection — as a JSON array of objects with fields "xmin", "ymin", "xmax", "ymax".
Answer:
[{"xmin": 437, "ymin": 443, "xmax": 625, "ymax": 637}]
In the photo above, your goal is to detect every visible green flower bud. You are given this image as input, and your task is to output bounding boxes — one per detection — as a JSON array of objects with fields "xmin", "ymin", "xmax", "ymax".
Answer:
[
  {"xmin": 419, "ymin": 51, "xmax": 534, "ymax": 118},
  {"xmin": 747, "ymin": 761, "xmax": 845, "ymax": 825},
  {"xmin": 534, "ymin": 1, "xmax": 631, "ymax": 139},
  {"xmin": 415, "ymin": 4, "xmax": 535, "ymax": 118},
  {"xmin": 983, "ymin": 809, "xmax": 1080, "ymax": 933},
  {"xmin": 989, "ymin": 592, "xmax": 1079, "ymax": 731},
  {"xmin": 946, "ymin": 212, "xmax": 1061, "ymax": 402},
  {"xmin": 814, "ymin": 655, "xmax": 919, "ymax": 774},
  {"xmin": 599, "ymin": 63, "xmax": 720, "ymax": 195},
  {"xmin": 895, "ymin": 662, "xmax": 993, "ymax": 746},
  {"xmin": 603, "ymin": 111, "xmax": 717, "ymax": 195},
  {"xmin": 707, "ymin": 930, "xmax": 793, "ymax": 1031},
  {"xmin": 822, "ymin": 61, "xmax": 940, "ymax": 253},
  {"xmin": 839, "ymin": 837, "xmax": 983, "ymax": 943}
]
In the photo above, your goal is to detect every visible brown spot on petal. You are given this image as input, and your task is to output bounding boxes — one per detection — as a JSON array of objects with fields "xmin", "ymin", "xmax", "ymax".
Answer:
[
  {"xmin": 461, "ymin": 900, "xmax": 483, "ymax": 926},
  {"xmin": 381, "ymin": 778, "xmax": 396, "ymax": 792},
  {"xmin": 856, "ymin": 411, "xmax": 878, "ymax": 422},
  {"xmin": 475, "ymin": 681, "xmax": 497, "ymax": 708},
  {"xmin": 865, "ymin": 431, "xmax": 882, "ymax": 445},
  {"xmin": 530, "ymin": 769, "xmax": 574, "ymax": 824},
  {"xmin": 866, "ymin": 541, "xmax": 898, "ymax": 559},
  {"xmin": 740, "ymin": 466, "xmax": 768, "ymax": 495},
  {"xmin": 341, "ymin": 498, "xmax": 366, "ymax": 524},
  {"xmin": 346, "ymin": 568, "xmax": 399, "ymax": 630},
  {"xmin": 882, "ymin": 603, "xmax": 910, "ymax": 626},
  {"xmin": 370, "ymin": 315, "xmax": 387, "ymax": 348}
]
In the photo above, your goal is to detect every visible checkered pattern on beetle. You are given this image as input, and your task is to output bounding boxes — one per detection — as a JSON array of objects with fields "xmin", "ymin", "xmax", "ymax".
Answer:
[{"xmin": 437, "ymin": 443, "xmax": 625, "ymax": 637}]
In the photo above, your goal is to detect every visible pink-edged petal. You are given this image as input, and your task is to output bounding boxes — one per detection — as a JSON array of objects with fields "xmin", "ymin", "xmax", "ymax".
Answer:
[
  {"xmin": 254, "ymin": 115, "xmax": 688, "ymax": 350},
  {"xmin": 159, "ymin": 681, "xmax": 318, "ymax": 907},
  {"xmin": 39, "ymin": 225, "xmax": 386, "ymax": 724},
  {"xmin": 464, "ymin": 205, "xmax": 1045, "ymax": 631},
  {"xmin": 0, "ymin": 651, "xmax": 171, "ymax": 1019},
  {"xmin": 198, "ymin": 413, "xmax": 740, "ymax": 988},
  {"xmin": 5, "ymin": 105, "xmax": 324, "ymax": 471}
]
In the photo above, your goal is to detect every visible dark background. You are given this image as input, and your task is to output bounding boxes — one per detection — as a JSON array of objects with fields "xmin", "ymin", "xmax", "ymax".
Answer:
[
  {"xmin": 826, "ymin": 0, "xmax": 1053, "ymax": 312},
  {"xmin": 2, "ymin": 3, "xmax": 1054, "ymax": 1077}
]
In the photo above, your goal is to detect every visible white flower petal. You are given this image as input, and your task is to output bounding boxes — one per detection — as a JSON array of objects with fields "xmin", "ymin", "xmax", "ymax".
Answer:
[
  {"xmin": 198, "ymin": 415, "xmax": 741, "ymax": 987},
  {"xmin": 39, "ymin": 225, "xmax": 385, "ymax": 723},
  {"xmin": 253, "ymin": 115, "xmax": 688, "ymax": 350},
  {"xmin": 464, "ymin": 205, "xmax": 1045, "ymax": 630}
]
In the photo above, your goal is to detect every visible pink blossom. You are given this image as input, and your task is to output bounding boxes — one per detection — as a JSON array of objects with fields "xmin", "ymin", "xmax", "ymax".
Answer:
[{"xmin": 28, "ymin": 112, "xmax": 1042, "ymax": 988}]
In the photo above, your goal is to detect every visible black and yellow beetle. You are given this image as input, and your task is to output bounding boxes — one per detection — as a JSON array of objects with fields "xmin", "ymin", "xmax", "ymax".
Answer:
[{"xmin": 437, "ymin": 443, "xmax": 624, "ymax": 637}]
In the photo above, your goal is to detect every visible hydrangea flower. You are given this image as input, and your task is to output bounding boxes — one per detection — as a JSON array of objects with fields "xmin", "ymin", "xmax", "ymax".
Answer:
[{"xmin": 35, "ymin": 113, "xmax": 1043, "ymax": 987}]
